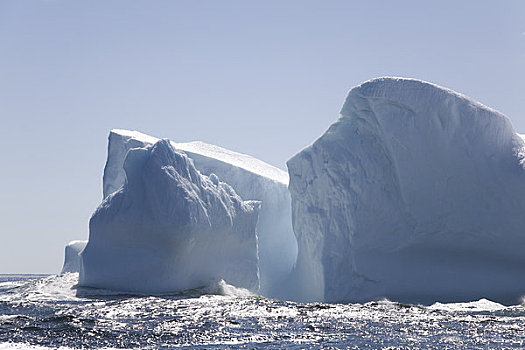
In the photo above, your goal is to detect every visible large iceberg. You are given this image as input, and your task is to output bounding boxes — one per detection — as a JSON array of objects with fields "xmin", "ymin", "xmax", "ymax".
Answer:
[
  {"xmin": 288, "ymin": 77, "xmax": 525, "ymax": 304},
  {"xmin": 101, "ymin": 130, "xmax": 296, "ymax": 297},
  {"xmin": 79, "ymin": 139, "xmax": 260, "ymax": 293}
]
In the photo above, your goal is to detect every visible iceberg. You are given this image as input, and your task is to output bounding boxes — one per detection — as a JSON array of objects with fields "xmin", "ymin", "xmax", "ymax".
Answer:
[
  {"xmin": 79, "ymin": 140, "xmax": 260, "ymax": 293},
  {"xmin": 101, "ymin": 129, "xmax": 296, "ymax": 297},
  {"xmin": 288, "ymin": 77, "xmax": 525, "ymax": 304},
  {"xmin": 61, "ymin": 240, "xmax": 87, "ymax": 274}
]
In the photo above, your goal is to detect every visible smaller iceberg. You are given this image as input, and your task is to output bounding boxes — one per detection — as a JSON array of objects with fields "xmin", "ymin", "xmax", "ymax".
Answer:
[
  {"xmin": 61, "ymin": 240, "xmax": 87, "ymax": 274},
  {"xmin": 101, "ymin": 129, "xmax": 296, "ymax": 297},
  {"xmin": 79, "ymin": 139, "xmax": 260, "ymax": 293}
]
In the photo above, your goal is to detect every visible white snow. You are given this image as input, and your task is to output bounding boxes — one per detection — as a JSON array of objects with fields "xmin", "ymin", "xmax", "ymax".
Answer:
[
  {"xmin": 61, "ymin": 240, "xmax": 87, "ymax": 274},
  {"xmin": 79, "ymin": 139, "xmax": 260, "ymax": 293},
  {"xmin": 101, "ymin": 129, "xmax": 296, "ymax": 297},
  {"xmin": 287, "ymin": 77, "xmax": 525, "ymax": 304}
]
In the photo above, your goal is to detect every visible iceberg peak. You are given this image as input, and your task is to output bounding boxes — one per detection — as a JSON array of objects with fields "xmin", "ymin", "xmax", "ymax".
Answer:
[{"xmin": 341, "ymin": 77, "xmax": 507, "ymax": 121}]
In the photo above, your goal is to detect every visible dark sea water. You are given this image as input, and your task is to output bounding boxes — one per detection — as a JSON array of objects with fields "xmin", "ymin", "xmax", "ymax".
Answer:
[{"xmin": 1, "ymin": 274, "xmax": 525, "ymax": 349}]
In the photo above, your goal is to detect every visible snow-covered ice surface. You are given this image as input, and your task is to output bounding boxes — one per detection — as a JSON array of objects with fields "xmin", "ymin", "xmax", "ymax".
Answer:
[
  {"xmin": 1, "ymin": 274, "xmax": 525, "ymax": 349},
  {"xmin": 102, "ymin": 130, "xmax": 288, "ymax": 197},
  {"xmin": 101, "ymin": 129, "xmax": 296, "ymax": 297},
  {"xmin": 80, "ymin": 140, "xmax": 260, "ymax": 293},
  {"xmin": 288, "ymin": 77, "xmax": 525, "ymax": 304},
  {"xmin": 60, "ymin": 241, "xmax": 86, "ymax": 274}
]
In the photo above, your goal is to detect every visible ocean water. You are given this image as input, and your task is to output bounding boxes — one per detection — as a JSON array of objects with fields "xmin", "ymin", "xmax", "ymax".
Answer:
[{"xmin": 1, "ymin": 274, "xmax": 524, "ymax": 349}]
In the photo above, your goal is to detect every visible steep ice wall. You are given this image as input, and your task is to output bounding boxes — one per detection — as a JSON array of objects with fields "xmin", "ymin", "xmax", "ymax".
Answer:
[
  {"xmin": 61, "ymin": 240, "xmax": 87, "ymax": 274},
  {"xmin": 102, "ymin": 130, "xmax": 296, "ymax": 297},
  {"xmin": 79, "ymin": 140, "xmax": 260, "ymax": 293},
  {"xmin": 288, "ymin": 77, "xmax": 525, "ymax": 304}
]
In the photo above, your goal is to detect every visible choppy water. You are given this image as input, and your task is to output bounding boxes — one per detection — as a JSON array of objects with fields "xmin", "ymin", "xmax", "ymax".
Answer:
[{"xmin": 1, "ymin": 274, "xmax": 525, "ymax": 349}]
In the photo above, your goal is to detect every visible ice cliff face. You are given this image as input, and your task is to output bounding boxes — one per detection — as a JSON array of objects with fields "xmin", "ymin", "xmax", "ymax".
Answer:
[
  {"xmin": 79, "ymin": 140, "xmax": 260, "ymax": 293},
  {"xmin": 288, "ymin": 77, "xmax": 525, "ymax": 304},
  {"xmin": 102, "ymin": 130, "xmax": 296, "ymax": 297}
]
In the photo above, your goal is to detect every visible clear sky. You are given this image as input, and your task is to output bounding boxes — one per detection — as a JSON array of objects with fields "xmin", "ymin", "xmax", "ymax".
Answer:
[{"xmin": 1, "ymin": 1, "xmax": 524, "ymax": 273}]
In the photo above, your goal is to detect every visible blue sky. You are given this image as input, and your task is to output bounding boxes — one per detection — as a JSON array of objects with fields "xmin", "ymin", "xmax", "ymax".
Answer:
[{"xmin": 1, "ymin": 1, "xmax": 524, "ymax": 273}]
